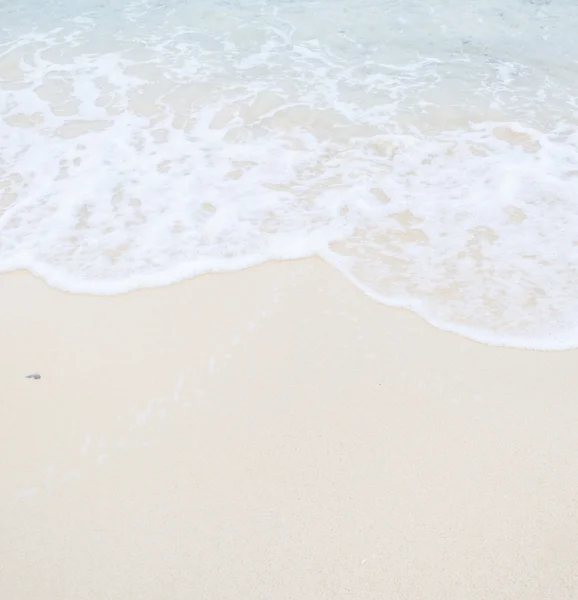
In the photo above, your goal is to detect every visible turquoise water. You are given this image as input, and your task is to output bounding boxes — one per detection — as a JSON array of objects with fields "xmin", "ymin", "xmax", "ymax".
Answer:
[{"xmin": 1, "ymin": 0, "xmax": 578, "ymax": 347}]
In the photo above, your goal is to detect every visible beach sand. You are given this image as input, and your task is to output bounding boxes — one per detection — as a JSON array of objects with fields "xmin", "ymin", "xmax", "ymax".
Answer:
[{"xmin": 1, "ymin": 258, "xmax": 577, "ymax": 599}]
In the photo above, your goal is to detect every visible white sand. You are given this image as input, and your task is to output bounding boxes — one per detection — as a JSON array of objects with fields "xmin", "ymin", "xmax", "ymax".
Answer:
[{"xmin": 1, "ymin": 258, "xmax": 578, "ymax": 599}]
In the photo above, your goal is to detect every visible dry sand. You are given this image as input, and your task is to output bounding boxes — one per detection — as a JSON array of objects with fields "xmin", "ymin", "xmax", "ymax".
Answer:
[{"xmin": 1, "ymin": 258, "xmax": 577, "ymax": 599}]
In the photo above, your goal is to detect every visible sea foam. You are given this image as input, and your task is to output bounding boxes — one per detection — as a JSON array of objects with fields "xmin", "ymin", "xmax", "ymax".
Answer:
[{"xmin": 1, "ymin": 0, "xmax": 578, "ymax": 348}]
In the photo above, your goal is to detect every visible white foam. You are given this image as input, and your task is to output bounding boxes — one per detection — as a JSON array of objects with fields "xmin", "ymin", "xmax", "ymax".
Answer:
[{"xmin": 1, "ymin": 0, "xmax": 578, "ymax": 349}]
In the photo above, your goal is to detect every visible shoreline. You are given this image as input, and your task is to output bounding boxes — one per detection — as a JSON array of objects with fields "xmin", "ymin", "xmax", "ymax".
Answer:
[
  {"xmin": 3, "ymin": 255, "xmax": 575, "ymax": 351},
  {"xmin": 2, "ymin": 258, "xmax": 578, "ymax": 599}
]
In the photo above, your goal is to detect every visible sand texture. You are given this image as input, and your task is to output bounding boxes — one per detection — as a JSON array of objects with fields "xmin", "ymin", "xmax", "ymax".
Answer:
[{"xmin": 1, "ymin": 259, "xmax": 578, "ymax": 599}]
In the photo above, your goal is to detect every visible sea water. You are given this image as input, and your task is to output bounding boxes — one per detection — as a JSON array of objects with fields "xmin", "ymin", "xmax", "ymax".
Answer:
[{"xmin": 1, "ymin": 0, "xmax": 577, "ymax": 348}]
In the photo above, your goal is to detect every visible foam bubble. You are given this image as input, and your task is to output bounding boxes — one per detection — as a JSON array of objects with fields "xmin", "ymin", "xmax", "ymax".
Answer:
[{"xmin": 1, "ymin": 0, "xmax": 578, "ymax": 348}]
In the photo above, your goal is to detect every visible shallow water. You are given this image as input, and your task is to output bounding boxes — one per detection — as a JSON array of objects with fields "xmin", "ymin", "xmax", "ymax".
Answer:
[{"xmin": 1, "ymin": 0, "xmax": 577, "ymax": 348}]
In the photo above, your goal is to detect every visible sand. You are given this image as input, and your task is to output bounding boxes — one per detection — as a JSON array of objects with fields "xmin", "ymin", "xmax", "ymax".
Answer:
[{"xmin": 1, "ymin": 258, "xmax": 577, "ymax": 599}]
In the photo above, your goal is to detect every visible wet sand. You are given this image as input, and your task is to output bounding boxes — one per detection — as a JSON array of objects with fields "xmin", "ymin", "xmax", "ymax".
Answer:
[{"xmin": 1, "ymin": 258, "xmax": 577, "ymax": 599}]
